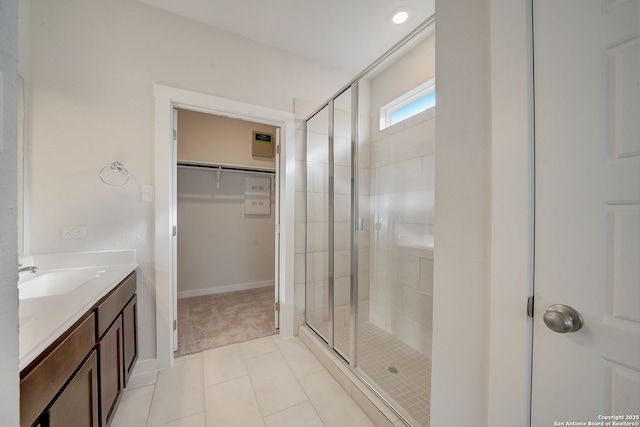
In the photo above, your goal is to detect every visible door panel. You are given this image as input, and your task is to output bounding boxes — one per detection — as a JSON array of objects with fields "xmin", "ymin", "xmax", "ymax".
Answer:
[
  {"xmin": 172, "ymin": 108, "xmax": 179, "ymax": 352},
  {"xmin": 45, "ymin": 350, "xmax": 99, "ymax": 427},
  {"xmin": 275, "ymin": 128, "xmax": 281, "ymax": 329},
  {"xmin": 333, "ymin": 87, "xmax": 354, "ymax": 362},
  {"xmin": 532, "ymin": 0, "xmax": 640, "ymax": 423},
  {"xmin": 98, "ymin": 316, "xmax": 124, "ymax": 427},
  {"xmin": 123, "ymin": 294, "xmax": 138, "ymax": 387}
]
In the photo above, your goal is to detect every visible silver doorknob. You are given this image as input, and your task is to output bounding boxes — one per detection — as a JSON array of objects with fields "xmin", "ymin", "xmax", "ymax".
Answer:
[{"xmin": 543, "ymin": 304, "xmax": 583, "ymax": 333}]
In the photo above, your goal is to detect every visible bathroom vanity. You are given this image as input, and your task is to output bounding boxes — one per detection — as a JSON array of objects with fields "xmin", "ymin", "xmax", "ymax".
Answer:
[{"xmin": 18, "ymin": 251, "xmax": 138, "ymax": 427}]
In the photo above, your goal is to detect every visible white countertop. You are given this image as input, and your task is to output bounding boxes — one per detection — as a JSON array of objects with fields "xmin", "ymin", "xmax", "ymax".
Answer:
[{"xmin": 18, "ymin": 250, "xmax": 138, "ymax": 371}]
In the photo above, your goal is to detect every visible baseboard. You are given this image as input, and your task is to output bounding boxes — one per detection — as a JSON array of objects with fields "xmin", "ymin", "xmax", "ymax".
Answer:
[
  {"xmin": 126, "ymin": 358, "xmax": 159, "ymax": 390},
  {"xmin": 177, "ymin": 280, "xmax": 274, "ymax": 299}
]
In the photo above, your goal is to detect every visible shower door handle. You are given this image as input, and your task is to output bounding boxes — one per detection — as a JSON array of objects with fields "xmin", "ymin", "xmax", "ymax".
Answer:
[{"xmin": 356, "ymin": 218, "xmax": 364, "ymax": 232}]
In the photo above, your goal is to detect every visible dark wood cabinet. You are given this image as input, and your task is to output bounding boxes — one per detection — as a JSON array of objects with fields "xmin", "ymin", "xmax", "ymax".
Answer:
[
  {"xmin": 20, "ymin": 314, "xmax": 96, "ymax": 427},
  {"xmin": 20, "ymin": 271, "xmax": 138, "ymax": 427},
  {"xmin": 122, "ymin": 294, "xmax": 138, "ymax": 386},
  {"xmin": 94, "ymin": 271, "xmax": 136, "ymax": 427},
  {"xmin": 43, "ymin": 350, "xmax": 99, "ymax": 427},
  {"xmin": 97, "ymin": 317, "xmax": 124, "ymax": 427}
]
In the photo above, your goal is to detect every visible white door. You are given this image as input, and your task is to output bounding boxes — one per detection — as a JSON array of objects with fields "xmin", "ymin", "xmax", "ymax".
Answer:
[
  {"xmin": 274, "ymin": 128, "xmax": 281, "ymax": 329},
  {"xmin": 532, "ymin": 0, "xmax": 640, "ymax": 424},
  {"xmin": 172, "ymin": 108, "xmax": 179, "ymax": 352}
]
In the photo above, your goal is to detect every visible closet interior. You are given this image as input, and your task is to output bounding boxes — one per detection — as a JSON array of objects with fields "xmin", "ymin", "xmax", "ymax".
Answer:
[{"xmin": 175, "ymin": 109, "xmax": 278, "ymax": 355}]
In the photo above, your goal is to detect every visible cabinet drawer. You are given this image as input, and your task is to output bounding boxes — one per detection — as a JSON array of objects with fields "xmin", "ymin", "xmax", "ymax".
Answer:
[
  {"xmin": 20, "ymin": 313, "xmax": 95, "ymax": 427},
  {"xmin": 95, "ymin": 272, "xmax": 136, "ymax": 339}
]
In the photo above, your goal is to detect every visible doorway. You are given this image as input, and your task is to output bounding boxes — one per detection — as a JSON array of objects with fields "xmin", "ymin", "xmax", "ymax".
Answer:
[
  {"xmin": 153, "ymin": 84, "xmax": 296, "ymax": 369},
  {"xmin": 174, "ymin": 109, "xmax": 279, "ymax": 356}
]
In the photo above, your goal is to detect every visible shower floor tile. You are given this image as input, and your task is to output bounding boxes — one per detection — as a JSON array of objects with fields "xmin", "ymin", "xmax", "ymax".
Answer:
[{"xmin": 334, "ymin": 322, "xmax": 431, "ymax": 427}]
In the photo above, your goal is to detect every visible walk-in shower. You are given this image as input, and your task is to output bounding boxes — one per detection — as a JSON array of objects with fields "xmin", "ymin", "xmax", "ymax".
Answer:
[{"xmin": 304, "ymin": 16, "xmax": 435, "ymax": 427}]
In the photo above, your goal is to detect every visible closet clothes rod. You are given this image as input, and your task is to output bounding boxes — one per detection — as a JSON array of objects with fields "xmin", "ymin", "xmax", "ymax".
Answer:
[{"xmin": 177, "ymin": 162, "xmax": 276, "ymax": 175}]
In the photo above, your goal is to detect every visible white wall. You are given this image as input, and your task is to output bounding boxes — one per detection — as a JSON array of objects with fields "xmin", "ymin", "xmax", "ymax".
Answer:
[
  {"xmin": 0, "ymin": 0, "xmax": 20, "ymax": 424},
  {"xmin": 176, "ymin": 110, "xmax": 277, "ymax": 297},
  {"xmin": 293, "ymin": 98, "xmax": 318, "ymax": 330},
  {"xmin": 369, "ymin": 32, "xmax": 436, "ymax": 116},
  {"xmin": 177, "ymin": 109, "xmax": 278, "ymax": 170},
  {"xmin": 25, "ymin": 0, "xmax": 352, "ymax": 360},
  {"xmin": 431, "ymin": 0, "xmax": 492, "ymax": 426},
  {"xmin": 177, "ymin": 167, "xmax": 275, "ymax": 296}
]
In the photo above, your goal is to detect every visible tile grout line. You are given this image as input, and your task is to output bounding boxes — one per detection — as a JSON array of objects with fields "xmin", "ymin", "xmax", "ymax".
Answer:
[
  {"xmin": 200, "ymin": 354, "xmax": 207, "ymax": 427},
  {"xmin": 144, "ymin": 375, "xmax": 159, "ymax": 426},
  {"xmin": 240, "ymin": 336, "xmax": 276, "ymax": 426},
  {"xmin": 274, "ymin": 338, "xmax": 329, "ymax": 427},
  {"xmin": 289, "ymin": 334, "xmax": 382, "ymax": 426}
]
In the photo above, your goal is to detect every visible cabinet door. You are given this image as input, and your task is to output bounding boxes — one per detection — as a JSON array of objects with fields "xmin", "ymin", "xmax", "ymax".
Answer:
[
  {"xmin": 44, "ymin": 350, "xmax": 99, "ymax": 427},
  {"xmin": 98, "ymin": 316, "xmax": 124, "ymax": 427},
  {"xmin": 20, "ymin": 314, "xmax": 95, "ymax": 427},
  {"xmin": 122, "ymin": 295, "xmax": 138, "ymax": 387}
]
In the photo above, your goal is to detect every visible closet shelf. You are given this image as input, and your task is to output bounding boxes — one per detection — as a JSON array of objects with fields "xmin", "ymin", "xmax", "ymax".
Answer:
[{"xmin": 177, "ymin": 161, "xmax": 275, "ymax": 175}]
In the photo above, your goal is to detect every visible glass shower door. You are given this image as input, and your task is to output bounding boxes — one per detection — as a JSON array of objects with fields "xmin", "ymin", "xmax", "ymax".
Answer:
[
  {"xmin": 305, "ymin": 89, "xmax": 356, "ymax": 364},
  {"xmin": 332, "ymin": 88, "xmax": 354, "ymax": 362},
  {"xmin": 305, "ymin": 105, "xmax": 331, "ymax": 342},
  {"xmin": 304, "ymin": 16, "xmax": 435, "ymax": 426}
]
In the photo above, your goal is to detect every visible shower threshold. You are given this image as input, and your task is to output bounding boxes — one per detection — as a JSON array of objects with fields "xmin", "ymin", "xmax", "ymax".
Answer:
[{"xmin": 299, "ymin": 324, "xmax": 430, "ymax": 427}]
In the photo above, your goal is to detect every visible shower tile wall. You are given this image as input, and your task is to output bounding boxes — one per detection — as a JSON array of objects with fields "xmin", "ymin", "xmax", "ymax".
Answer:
[{"xmin": 368, "ymin": 109, "xmax": 435, "ymax": 357}]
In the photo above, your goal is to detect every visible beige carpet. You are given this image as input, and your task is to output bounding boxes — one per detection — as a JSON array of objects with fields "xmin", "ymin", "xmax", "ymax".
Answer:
[{"xmin": 175, "ymin": 287, "xmax": 278, "ymax": 358}]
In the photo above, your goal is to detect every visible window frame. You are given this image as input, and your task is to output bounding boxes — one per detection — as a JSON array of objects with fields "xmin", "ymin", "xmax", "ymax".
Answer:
[{"xmin": 379, "ymin": 78, "xmax": 436, "ymax": 130}]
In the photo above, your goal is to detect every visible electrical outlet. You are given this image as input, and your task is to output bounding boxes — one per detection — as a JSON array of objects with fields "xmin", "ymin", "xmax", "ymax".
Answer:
[{"xmin": 62, "ymin": 226, "xmax": 86, "ymax": 239}]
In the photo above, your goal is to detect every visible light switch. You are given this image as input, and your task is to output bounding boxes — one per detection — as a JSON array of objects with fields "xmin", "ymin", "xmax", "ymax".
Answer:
[{"xmin": 141, "ymin": 185, "xmax": 154, "ymax": 202}]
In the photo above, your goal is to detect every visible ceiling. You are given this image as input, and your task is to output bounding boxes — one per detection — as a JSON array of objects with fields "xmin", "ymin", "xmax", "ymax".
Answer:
[{"xmin": 138, "ymin": 0, "xmax": 435, "ymax": 73}]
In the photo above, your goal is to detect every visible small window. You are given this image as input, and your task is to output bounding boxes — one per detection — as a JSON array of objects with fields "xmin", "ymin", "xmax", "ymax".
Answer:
[{"xmin": 380, "ymin": 78, "xmax": 435, "ymax": 130}]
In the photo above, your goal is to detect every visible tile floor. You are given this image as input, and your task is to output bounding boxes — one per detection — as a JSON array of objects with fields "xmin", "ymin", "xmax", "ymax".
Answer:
[
  {"xmin": 330, "ymin": 322, "xmax": 430, "ymax": 427},
  {"xmin": 353, "ymin": 323, "xmax": 430, "ymax": 427},
  {"xmin": 111, "ymin": 335, "xmax": 377, "ymax": 427}
]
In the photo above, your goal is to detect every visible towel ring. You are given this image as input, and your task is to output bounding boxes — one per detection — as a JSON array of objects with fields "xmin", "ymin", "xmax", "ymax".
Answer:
[{"xmin": 100, "ymin": 161, "xmax": 130, "ymax": 187}]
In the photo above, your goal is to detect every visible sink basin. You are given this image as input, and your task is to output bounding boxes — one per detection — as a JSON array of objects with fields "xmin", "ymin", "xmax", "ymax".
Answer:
[{"xmin": 19, "ymin": 270, "xmax": 101, "ymax": 299}]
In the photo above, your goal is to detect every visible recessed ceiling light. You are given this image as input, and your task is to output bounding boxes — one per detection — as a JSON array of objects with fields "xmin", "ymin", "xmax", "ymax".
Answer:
[{"xmin": 392, "ymin": 9, "xmax": 409, "ymax": 24}]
